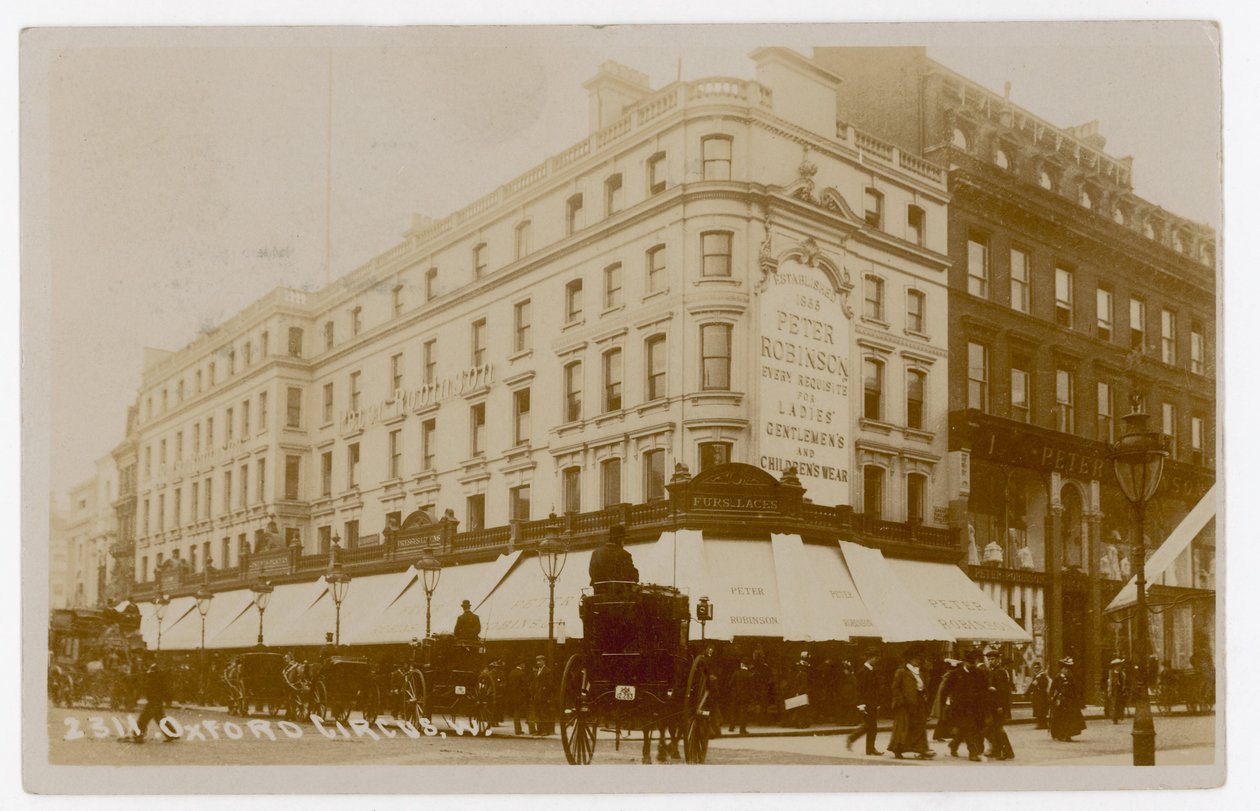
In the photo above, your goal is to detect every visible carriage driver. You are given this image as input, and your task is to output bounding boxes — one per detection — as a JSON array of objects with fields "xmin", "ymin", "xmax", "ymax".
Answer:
[
  {"xmin": 454, "ymin": 600, "xmax": 482, "ymax": 642},
  {"xmin": 589, "ymin": 524, "xmax": 639, "ymax": 594}
]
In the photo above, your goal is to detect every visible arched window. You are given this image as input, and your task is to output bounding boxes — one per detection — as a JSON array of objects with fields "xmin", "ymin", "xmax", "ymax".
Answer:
[
  {"xmin": 952, "ymin": 128, "xmax": 970, "ymax": 150},
  {"xmin": 995, "ymin": 148, "xmax": 1011, "ymax": 170},
  {"xmin": 1039, "ymin": 168, "xmax": 1054, "ymax": 191}
]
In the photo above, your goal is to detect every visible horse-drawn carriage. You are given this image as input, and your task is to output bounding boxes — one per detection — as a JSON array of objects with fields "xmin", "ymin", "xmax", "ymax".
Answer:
[
  {"xmin": 557, "ymin": 582, "xmax": 712, "ymax": 765},
  {"xmin": 313, "ymin": 656, "xmax": 382, "ymax": 725},
  {"xmin": 394, "ymin": 634, "xmax": 496, "ymax": 735},
  {"xmin": 1155, "ymin": 667, "xmax": 1215, "ymax": 715},
  {"xmin": 223, "ymin": 651, "xmax": 291, "ymax": 717},
  {"xmin": 48, "ymin": 607, "xmax": 144, "ymax": 711}
]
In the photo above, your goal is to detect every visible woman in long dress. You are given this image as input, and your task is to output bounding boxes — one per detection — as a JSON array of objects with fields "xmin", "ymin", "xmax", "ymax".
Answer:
[
  {"xmin": 1047, "ymin": 657, "xmax": 1087, "ymax": 741},
  {"xmin": 887, "ymin": 646, "xmax": 936, "ymax": 759}
]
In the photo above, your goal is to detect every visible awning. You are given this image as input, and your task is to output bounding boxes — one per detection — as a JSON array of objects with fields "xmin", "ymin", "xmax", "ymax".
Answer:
[
  {"xmin": 352, "ymin": 551, "xmax": 521, "ymax": 645},
  {"xmin": 324, "ymin": 569, "xmax": 418, "ymax": 646},
  {"xmin": 702, "ymin": 538, "xmax": 784, "ymax": 640},
  {"xmin": 841, "ymin": 541, "xmax": 953, "ymax": 642},
  {"xmin": 246, "ymin": 579, "xmax": 331, "ymax": 648},
  {"xmin": 1107, "ymin": 483, "xmax": 1217, "ymax": 611},
  {"xmin": 137, "ymin": 596, "xmax": 197, "ymax": 649},
  {"xmin": 771, "ymin": 534, "xmax": 878, "ymax": 641},
  {"xmin": 477, "ymin": 549, "xmax": 593, "ymax": 641},
  {"xmin": 885, "ymin": 557, "xmax": 1032, "ymax": 643}
]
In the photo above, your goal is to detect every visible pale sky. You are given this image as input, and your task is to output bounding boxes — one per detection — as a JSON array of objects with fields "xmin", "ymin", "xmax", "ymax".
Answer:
[{"xmin": 36, "ymin": 22, "xmax": 1221, "ymax": 499}]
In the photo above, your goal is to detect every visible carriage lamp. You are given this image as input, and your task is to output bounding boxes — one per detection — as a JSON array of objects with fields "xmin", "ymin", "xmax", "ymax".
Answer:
[
  {"xmin": 697, "ymin": 596, "xmax": 713, "ymax": 641},
  {"xmin": 416, "ymin": 549, "xmax": 442, "ymax": 638},
  {"xmin": 538, "ymin": 530, "xmax": 569, "ymax": 667},
  {"xmin": 251, "ymin": 580, "xmax": 275, "ymax": 647},
  {"xmin": 328, "ymin": 564, "xmax": 352, "ymax": 648},
  {"xmin": 195, "ymin": 586, "xmax": 214, "ymax": 703},
  {"xmin": 1109, "ymin": 399, "xmax": 1167, "ymax": 767},
  {"xmin": 154, "ymin": 594, "xmax": 170, "ymax": 652}
]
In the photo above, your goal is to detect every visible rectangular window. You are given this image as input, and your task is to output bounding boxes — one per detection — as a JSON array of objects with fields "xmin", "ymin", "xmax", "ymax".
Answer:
[
  {"xmin": 566, "ymin": 194, "xmax": 583, "ymax": 236},
  {"xmin": 351, "ymin": 306, "xmax": 362, "ymax": 336},
  {"xmin": 196, "ymin": 370, "xmax": 203, "ymax": 393},
  {"xmin": 907, "ymin": 473, "xmax": 926, "ymax": 524},
  {"xmin": 907, "ymin": 205, "xmax": 925, "ymax": 246},
  {"xmin": 563, "ymin": 466, "xmax": 582, "ymax": 513},
  {"xmin": 646, "ymin": 245, "xmax": 666, "ymax": 294},
  {"xmin": 191, "ymin": 482, "xmax": 199, "ymax": 521},
  {"xmin": 515, "ymin": 221, "xmax": 531, "ymax": 259},
  {"xmin": 601, "ymin": 458, "xmax": 622, "ymax": 508},
  {"xmin": 208, "ymin": 362, "xmax": 216, "ymax": 385},
  {"xmin": 967, "ymin": 236, "xmax": 989, "ymax": 298},
  {"xmin": 244, "ymin": 341, "xmax": 252, "ymax": 367},
  {"xmin": 1011, "ymin": 367, "xmax": 1030, "ymax": 424},
  {"xmin": 906, "ymin": 368, "xmax": 925, "ymax": 429},
  {"xmin": 643, "ymin": 449, "xmax": 666, "ymax": 501},
  {"xmin": 470, "ymin": 403, "xmax": 486, "ymax": 456},
  {"xmin": 423, "ymin": 339, "xmax": 437, "ymax": 385},
  {"xmin": 425, "ymin": 267, "xmax": 438, "ymax": 301},
  {"xmin": 321, "ymin": 451, "xmax": 332, "ymax": 497},
  {"xmin": 286, "ymin": 387, "xmax": 302, "ymax": 428},
  {"xmin": 173, "ymin": 489, "xmax": 181, "ymax": 527},
  {"xmin": 863, "ymin": 466, "xmax": 884, "ymax": 520},
  {"xmin": 206, "ymin": 417, "xmax": 213, "ymax": 448},
  {"xmin": 699, "ymin": 442, "xmax": 731, "ymax": 472},
  {"xmin": 344, "ymin": 520, "xmax": 359, "ymax": 549},
  {"xmin": 193, "ymin": 422, "xmax": 201, "ymax": 454},
  {"xmin": 968, "ymin": 342, "xmax": 989, "ymax": 412},
  {"xmin": 466, "ymin": 495, "xmax": 485, "ymax": 532},
  {"xmin": 702, "ymin": 135, "xmax": 732, "ymax": 180},
  {"xmin": 324, "ymin": 320, "xmax": 335, "ymax": 350},
  {"xmin": 701, "ymin": 324, "xmax": 732, "ymax": 390},
  {"xmin": 603, "ymin": 349, "xmax": 623, "ymax": 412},
  {"xmin": 142, "ymin": 498, "xmax": 150, "ymax": 535},
  {"xmin": 1163, "ymin": 402, "xmax": 1178, "ymax": 459},
  {"xmin": 863, "ymin": 187, "xmax": 883, "ymax": 228},
  {"xmin": 566, "ymin": 279, "xmax": 583, "ymax": 322},
  {"xmin": 1055, "ymin": 266, "xmax": 1074, "ymax": 328},
  {"xmin": 240, "ymin": 465, "xmax": 249, "ymax": 508},
  {"xmin": 391, "ymin": 353, "xmax": 404, "ymax": 392},
  {"xmin": 471, "ymin": 319, "xmax": 486, "ymax": 366},
  {"xmin": 257, "ymin": 458, "xmax": 266, "ymax": 502},
  {"xmin": 287, "ymin": 327, "xmax": 303, "ymax": 358},
  {"xmin": 1097, "ymin": 286, "xmax": 1114, "ymax": 341},
  {"xmin": 604, "ymin": 263, "xmax": 623, "ymax": 309},
  {"xmin": 1010, "ymin": 248, "xmax": 1030, "ymax": 313},
  {"xmin": 349, "ymin": 371, "xmax": 361, "ymax": 411},
  {"xmin": 175, "ymin": 431, "xmax": 183, "ymax": 462},
  {"xmin": 285, "ymin": 455, "xmax": 300, "ymax": 500},
  {"xmin": 907, "ymin": 289, "xmax": 925, "ymax": 333},
  {"xmin": 604, "ymin": 173, "xmax": 623, "ymax": 215},
  {"xmin": 421, "ymin": 419, "xmax": 436, "ymax": 471},
  {"xmin": 393, "ymin": 284, "xmax": 404, "ymax": 318},
  {"xmin": 863, "ymin": 359, "xmax": 884, "ymax": 421},
  {"xmin": 701, "ymin": 232, "xmax": 733, "ymax": 278},
  {"xmin": 473, "ymin": 243, "xmax": 487, "ymax": 279},
  {"xmin": 1161, "ymin": 309, "xmax": 1177, "ymax": 365},
  {"xmin": 514, "ymin": 300, "xmax": 531, "ymax": 353},
  {"xmin": 863, "ymin": 275, "xmax": 884, "ymax": 321},
  {"xmin": 322, "ymin": 383, "xmax": 334, "ymax": 424},
  {"xmin": 1190, "ymin": 323, "xmax": 1205, "ymax": 374},
  {"xmin": 261, "ymin": 330, "xmax": 269, "ymax": 357},
  {"xmin": 388, "ymin": 429, "xmax": 402, "ymax": 479},
  {"xmin": 646, "ymin": 335, "xmax": 667, "ymax": 400},
  {"xmin": 241, "ymin": 401, "xmax": 250, "ymax": 437},
  {"xmin": 347, "ymin": 443, "xmax": 360, "ymax": 488},
  {"xmin": 513, "ymin": 388, "xmax": 531, "ymax": 446},
  {"xmin": 1055, "ymin": 369, "xmax": 1075, "ymax": 433},
  {"xmin": 1130, "ymin": 297, "xmax": 1147, "ymax": 351},
  {"xmin": 317, "ymin": 526, "xmax": 331, "ymax": 556},
  {"xmin": 1191, "ymin": 415, "xmax": 1204, "ymax": 463},
  {"xmin": 258, "ymin": 391, "xmax": 268, "ymax": 432},
  {"xmin": 144, "ymin": 446, "xmax": 151, "ymax": 478},
  {"xmin": 177, "ymin": 379, "xmax": 185, "ymax": 402},
  {"xmin": 509, "ymin": 484, "xmax": 531, "ymax": 522},
  {"xmin": 224, "ymin": 410, "xmax": 232, "ymax": 442},
  {"xmin": 648, "ymin": 151, "xmax": 667, "ymax": 194},
  {"xmin": 564, "ymin": 362, "xmax": 582, "ymax": 422},
  {"xmin": 1098, "ymin": 381, "xmax": 1114, "ymax": 443}
]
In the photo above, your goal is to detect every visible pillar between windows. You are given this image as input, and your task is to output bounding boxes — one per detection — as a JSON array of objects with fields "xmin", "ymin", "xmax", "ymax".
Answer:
[
  {"xmin": 1084, "ymin": 507, "xmax": 1104, "ymax": 704},
  {"xmin": 1047, "ymin": 498, "xmax": 1065, "ymax": 671}
]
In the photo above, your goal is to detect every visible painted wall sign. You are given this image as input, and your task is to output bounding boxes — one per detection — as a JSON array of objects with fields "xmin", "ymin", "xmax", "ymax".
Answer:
[
  {"xmin": 757, "ymin": 258, "xmax": 851, "ymax": 506},
  {"xmin": 339, "ymin": 364, "xmax": 493, "ymax": 434}
]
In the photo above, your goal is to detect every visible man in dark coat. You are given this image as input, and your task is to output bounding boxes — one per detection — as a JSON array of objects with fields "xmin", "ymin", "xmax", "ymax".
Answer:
[
  {"xmin": 845, "ymin": 650, "xmax": 883, "ymax": 756},
  {"xmin": 947, "ymin": 649, "xmax": 988, "ymax": 761},
  {"xmin": 931, "ymin": 659, "xmax": 961, "ymax": 742},
  {"xmin": 1027, "ymin": 661, "xmax": 1051, "ymax": 729},
  {"xmin": 982, "ymin": 647, "xmax": 1015, "ymax": 760},
  {"xmin": 726, "ymin": 658, "xmax": 754, "ymax": 735},
  {"xmin": 529, "ymin": 655, "xmax": 555, "ymax": 736},
  {"xmin": 453, "ymin": 600, "xmax": 481, "ymax": 641},
  {"xmin": 132, "ymin": 654, "xmax": 177, "ymax": 743},
  {"xmin": 588, "ymin": 524, "xmax": 638, "ymax": 593},
  {"xmin": 785, "ymin": 651, "xmax": 812, "ymax": 729},
  {"xmin": 506, "ymin": 659, "xmax": 531, "ymax": 735},
  {"xmin": 1103, "ymin": 658, "xmax": 1129, "ymax": 724}
]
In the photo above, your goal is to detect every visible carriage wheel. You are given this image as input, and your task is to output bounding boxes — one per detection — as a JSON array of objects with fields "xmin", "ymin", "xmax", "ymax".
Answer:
[
  {"xmin": 362, "ymin": 683, "xmax": 381, "ymax": 726},
  {"xmin": 683, "ymin": 655, "xmax": 711, "ymax": 764},
  {"xmin": 472, "ymin": 670, "xmax": 497, "ymax": 736},
  {"xmin": 559, "ymin": 654, "xmax": 596, "ymax": 765},
  {"xmin": 405, "ymin": 670, "xmax": 429, "ymax": 729},
  {"xmin": 313, "ymin": 682, "xmax": 332, "ymax": 721}
]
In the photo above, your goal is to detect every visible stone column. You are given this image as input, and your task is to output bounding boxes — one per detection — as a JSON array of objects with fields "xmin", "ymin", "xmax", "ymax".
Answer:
[
  {"xmin": 1047, "ymin": 498, "xmax": 1064, "ymax": 670},
  {"xmin": 1085, "ymin": 507, "xmax": 1104, "ymax": 705}
]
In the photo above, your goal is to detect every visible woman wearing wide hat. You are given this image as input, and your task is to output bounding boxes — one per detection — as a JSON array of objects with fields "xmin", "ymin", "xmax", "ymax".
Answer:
[
  {"xmin": 1047, "ymin": 656, "xmax": 1087, "ymax": 741},
  {"xmin": 887, "ymin": 645, "xmax": 937, "ymax": 759}
]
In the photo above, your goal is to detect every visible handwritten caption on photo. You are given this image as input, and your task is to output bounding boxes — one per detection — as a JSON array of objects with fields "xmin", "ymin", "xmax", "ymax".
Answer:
[{"xmin": 63, "ymin": 714, "xmax": 491, "ymax": 741}]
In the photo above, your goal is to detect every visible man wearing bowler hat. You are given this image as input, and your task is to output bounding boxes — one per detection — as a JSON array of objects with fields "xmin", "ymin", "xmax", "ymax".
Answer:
[
  {"xmin": 453, "ymin": 599, "xmax": 481, "ymax": 642},
  {"xmin": 845, "ymin": 648, "xmax": 883, "ymax": 756},
  {"xmin": 589, "ymin": 524, "xmax": 638, "ymax": 594}
]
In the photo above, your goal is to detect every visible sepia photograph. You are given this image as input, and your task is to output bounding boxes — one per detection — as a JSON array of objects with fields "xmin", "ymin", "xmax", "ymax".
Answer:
[{"xmin": 20, "ymin": 19, "xmax": 1225, "ymax": 795}]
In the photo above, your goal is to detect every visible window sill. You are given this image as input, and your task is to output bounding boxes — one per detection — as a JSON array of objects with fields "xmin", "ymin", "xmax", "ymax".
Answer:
[
  {"xmin": 383, "ymin": 413, "xmax": 407, "ymax": 427},
  {"xmin": 642, "ymin": 288, "xmax": 670, "ymax": 302},
  {"xmin": 859, "ymin": 418, "xmax": 895, "ymax": 435},
  {"xmin": 636, "ymin": 398, "xmax": 671, "ymax": 417},
  {"xmin": 901, "ymin": 427, "xmax": 934, "ymax": 443},
  {"xmin": 903, "ymin": 328, "xmax": 930, "ymax": 341},
  {"xmin": 593, "ymin": 409, "xmax": 628, "ymax": 428},
  {"xmin": 563, "ymin": 317, "xmax": 586, "ymax": 332},
  {"xmin": 601, "ymin": 304, "xmax": 626, "ymax": 317},
  {"xmin": 860, "ymin": 317, "xmax": 890, "ymax": 329},
  {"xmin": 509, "ymin": 348, "xmax": 534, "ymax": 363},
  {"xmin": 693, "ymin": 277, "xmax": 740, "ymax": 287}
]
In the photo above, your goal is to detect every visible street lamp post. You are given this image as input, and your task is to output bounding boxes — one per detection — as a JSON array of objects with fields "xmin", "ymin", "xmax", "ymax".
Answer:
[
  {"xmin": 250, "ymin": 580, "xmax": 274, "ymax": 647},
  {"xmin": 1108, "ymin": 398, "xmax": 1168, "ymax": 767},
  {"xmin": 416, "ymin": 549, "xmax": 443, "ymax": 638},
  {"xmin": 537, "ymin": 530, "xmax": 569, "ymax": 667},
  {"xmin": 328, "ymin": 564, "xmax": 352, "ymax": 647},
  {"xmin": 154, "ymin": 594, "xmax": 170, "ymax": 652},
  {"xmin": 195, "ymin": 585, "xmax": 214, "ymax": 704},
  {"xmin": 696, "ymin": 596, "xmax": 713, "ymax": 641}
]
